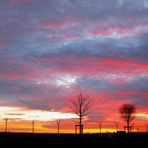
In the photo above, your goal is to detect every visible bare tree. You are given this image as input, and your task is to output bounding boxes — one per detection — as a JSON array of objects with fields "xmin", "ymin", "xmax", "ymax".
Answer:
[
  {"xmin": 98, "ymin": 121, "xmax": 102, "ymax": 133},
  {"xmin": 114, "ymin": 122, "xmax": 119, "ymax": 132},
  {"xmin": 119, "ymin": 104, "xmax": 136, "ymax": 133},
  {"xmin": 32, "ymin": 120, "xmax": 35, "ymax": 134},
  {"xmin": 70, "ymin": 92, "xmax": 91, "ymax": 134},
  {"xmin": 5, "ymin": 118, "xmax": 8, "ymax": 133},
  {"xmin": 131, "ymin": 122, "xmax": 135, "ymax": 132},
  {"xmin": 56, "ymin": 120, "xmax": 61, "ymax": 134}
]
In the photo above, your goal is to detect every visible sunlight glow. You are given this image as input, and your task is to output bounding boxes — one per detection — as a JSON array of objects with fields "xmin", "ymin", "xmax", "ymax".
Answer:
[
  {"xmin": 36, "ymin": 74, "xmax": 78, "ymax": 88},
  {"xmin": 136, "ymin": 113, "xmax": 148, "ymax": 119},
  {"xmin": 0, "ymin": 107, "xmax": 77, "ymax": 121},
  {"xmin": 84, "ymin": 128, "xmax": 117, "ymax": 133},
  {"xmin": 55, "ymin": 75, "xmax": 77, "ymax": 88}
]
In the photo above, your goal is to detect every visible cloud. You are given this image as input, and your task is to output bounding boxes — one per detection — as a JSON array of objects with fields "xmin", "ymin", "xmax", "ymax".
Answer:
[
  {"xmin": 0, "ymin": 106, "xmax": 77, "ymax": 121},
  {"xmin": 0, "ymin": 0, "xmax": 147, "ymax": 129},
  {"xmin": 10, "ymin": 0, "xmax": 34, "ymax": 5}
]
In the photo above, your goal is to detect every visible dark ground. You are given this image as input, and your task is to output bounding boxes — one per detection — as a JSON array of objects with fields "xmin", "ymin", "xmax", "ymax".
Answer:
[{"xmin": 0, "ymin": 132, "xmax": 147, "ymax": 147}]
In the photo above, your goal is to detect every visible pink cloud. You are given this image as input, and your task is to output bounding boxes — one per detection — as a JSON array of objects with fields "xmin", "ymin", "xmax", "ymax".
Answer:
[
  {"xmin": 38, "ymin": 18, "xmax": 80, "ymax": 30},
  {"xmin": 96, "ymin": 24, "xmax": 148, "ymax": 37},
  {"xmin": 37, "ymin": 55, "xmax": 148, "ymax": 76},
  {"xmin": 10, "ymin": 0, "xmax": 34, "ymax": 5},
  {"xmin": 116, "ymin": 91, "xmax": 148, "ymax": 96},
  {"xmin": 39, "ymin": 23, "xmax": 66, "ymax": 29},
  {"xmin": 91, "ymin": 29, "xmax": 111, "ymax": 36},
  {"xmin": 0, "ymin": 40, "xmax": 7, "ymax": 48},
  {"xmin": 63, "ymin": 34, "xmax": 80, "ymax": 40},
  {"xmin": 0, "ymin": 59, "xmax": 50, "ymax": 80},
  {"xmin": 88, "ymin": 27, "xmax": 140, "ymax": 37},
  {"xmin": 1, "ymin": 55, "xmax": 147, "ymax": 82}
]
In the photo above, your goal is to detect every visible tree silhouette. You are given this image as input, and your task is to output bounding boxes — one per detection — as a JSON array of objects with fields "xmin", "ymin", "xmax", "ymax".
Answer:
[
  {"xmin": 120, "ymin": 104, "xmax": 136, "ymax": 133},
  {"xmin": 98, "ymin": 121, "xmax": 102, "ymax": 133},
  {"xmin": 5, "ymin": 118, "xmax": 8, "ymax": 133},
  {"xmin": 114, "ymin": 122, "xmax": 119, "ymax": 132},
  {"xmin": 32, "ymin": 120, "xmax": 35, "ymax": 134},
  {"xmin": 56, "ymin": 120, "xmax": 61, "ymax": 134},
  {"xmin": 146, "ymin": 124, "xmax": 148, "ymax": 132},
  {"xmin": 70, "ymin": 92, "xmax": 91, "ymax": 134}
]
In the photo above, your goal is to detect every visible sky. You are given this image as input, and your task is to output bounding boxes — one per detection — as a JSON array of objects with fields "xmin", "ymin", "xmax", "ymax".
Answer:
[{"xmin": 0, "ymin": 0, "xmax": 148, "ymax": 133}]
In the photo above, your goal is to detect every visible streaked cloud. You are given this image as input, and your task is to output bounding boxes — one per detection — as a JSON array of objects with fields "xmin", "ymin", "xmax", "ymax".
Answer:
[{"xmin": 0, "ymin": 106, "xmax": 77, "ymax": 121}]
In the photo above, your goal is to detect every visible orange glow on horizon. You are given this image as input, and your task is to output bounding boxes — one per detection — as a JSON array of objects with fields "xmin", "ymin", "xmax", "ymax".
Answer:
[{"xmin": 0, "ymin": 107, "xmax": 147, "ymax": 133}]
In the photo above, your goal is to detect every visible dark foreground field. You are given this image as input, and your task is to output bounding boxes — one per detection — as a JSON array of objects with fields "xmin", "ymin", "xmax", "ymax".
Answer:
[{"xmin": 0, "ymin": 132, "xmax": 147, "ymax": 147}]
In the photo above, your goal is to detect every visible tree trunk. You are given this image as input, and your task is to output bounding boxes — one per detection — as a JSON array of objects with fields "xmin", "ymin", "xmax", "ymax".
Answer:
[
  {"xmin": 58, "ymin": 124, "xmax": 59, "ymax": 134},
  {"xmin": 127, "ymin": 120, "xmax": 130, "ymax": 133},
  {"xmin": 79, "ymin": 116, "xmax": 82, "ymax": 134}
]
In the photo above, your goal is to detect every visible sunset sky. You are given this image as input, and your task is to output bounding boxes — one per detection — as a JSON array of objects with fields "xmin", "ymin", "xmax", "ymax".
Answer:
[{"xmin": 0, "ymin": 0, "xmax": 148, "ymax": 133}]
